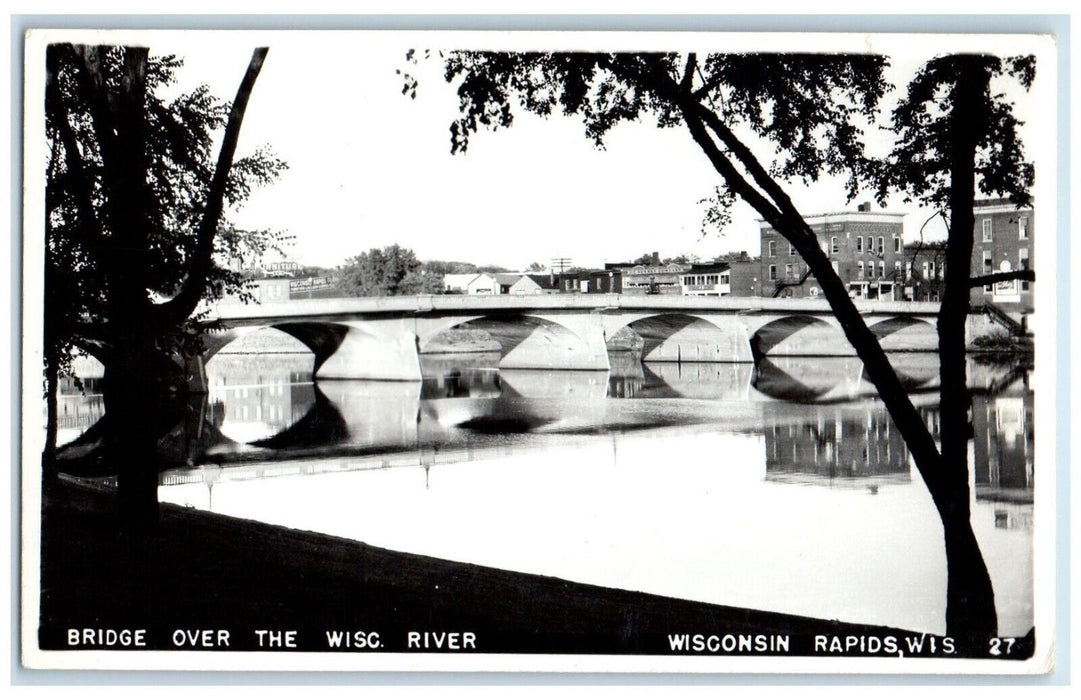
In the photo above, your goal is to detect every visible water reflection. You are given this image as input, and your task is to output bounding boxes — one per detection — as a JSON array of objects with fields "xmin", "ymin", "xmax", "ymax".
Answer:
[
  {"xmin": 58, "ymin": 351, "xmax": 1034, "ymax": 499},
  {"xmin": 761, "ymin": 404, "xmax": 912, "ymax": 490},
  {"xmin": 207, "ymin": 354, "xmax": 317, "ymax": 445},
  {"xmin": 60, "ymin": 349, "xmax": 1035, "ymax": 636},
  {"xmin": 608, "ymin": 354, "xmax": 754, "ymax": 400},
  {"xmin": 56, "ymin": 376, "xmax": 105, "ymax": 448}
]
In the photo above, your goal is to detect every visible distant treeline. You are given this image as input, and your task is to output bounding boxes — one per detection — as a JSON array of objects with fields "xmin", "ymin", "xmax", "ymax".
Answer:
[{"xmin": 306, "ymin": 245, "xmax": 523, "ymax": 297}]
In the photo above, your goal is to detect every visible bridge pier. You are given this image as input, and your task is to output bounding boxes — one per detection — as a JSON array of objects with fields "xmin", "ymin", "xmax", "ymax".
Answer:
[
  {"xmin": 504, "ymin": 313, "xmax": 611, "ymax": 371},
  {"xmin": 315, "ymin": 319, "xmax": 422, "ymax": 381}
]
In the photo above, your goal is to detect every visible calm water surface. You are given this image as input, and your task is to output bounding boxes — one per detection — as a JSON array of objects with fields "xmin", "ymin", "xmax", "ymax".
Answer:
[{"xmin": 60, "ymin": 344, "xmax": 1034, "ymax": 636}]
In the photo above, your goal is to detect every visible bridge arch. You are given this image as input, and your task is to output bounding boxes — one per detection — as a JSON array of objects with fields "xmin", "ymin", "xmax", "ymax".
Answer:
[
  {"xmin": 606, "ymin": 312, "xmax": 751, "ymax": 363},
  {"xmin": 750, "ymin": 315, "xmax": 850, "ymax": 359},
  {"xmin": 867, "ymin": 316, "xmax": 938, "ymax": 353},
  {"xmin": 202, "ymin": 322, "xmax": 346, "ymax": 371},
  {"xmin": 203, "ymin": 318, "xmax": 423, "ymax": 381},
  {"xmin": 419, "ymin": 312, "xmax": 609, "ymax": 371}
]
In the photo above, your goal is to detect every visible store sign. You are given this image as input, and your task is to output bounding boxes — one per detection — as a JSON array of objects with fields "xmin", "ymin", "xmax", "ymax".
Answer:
[{"xmin": 289, "ymin": 276, "xmax": 332, "ymax": 291}]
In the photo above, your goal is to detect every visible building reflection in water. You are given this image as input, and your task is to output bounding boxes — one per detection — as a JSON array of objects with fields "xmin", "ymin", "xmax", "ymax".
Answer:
[
  {"xmin": 205, "ymin": 353, "xmax": 316, "ymax": 444},
  {"xmin": 972, "ymin": 392, "xmax": 1034, "ymax": 495},
  {"xmin": 760, "ymin": 404, "xmax": 912, "ymax": 492}
]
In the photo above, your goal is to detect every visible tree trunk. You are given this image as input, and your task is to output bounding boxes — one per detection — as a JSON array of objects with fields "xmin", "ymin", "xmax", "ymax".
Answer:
[
  {"xmin": 933, "ymin": 56, "xmax": 998, "ymax": 646},
  {"xmin": 42, "ymin": 354, "xmax": 60, "ymax": 488},
  {"xmin": 942, "ymin": 507, "xmax": 998, "ymax": 652},
  {"xmin": 671, "ymin": 59, "xmax": 999, "ymax": 646},
  {"xmin": 104, "ymin": 336, "xmax": 173, "ymax": 532}
]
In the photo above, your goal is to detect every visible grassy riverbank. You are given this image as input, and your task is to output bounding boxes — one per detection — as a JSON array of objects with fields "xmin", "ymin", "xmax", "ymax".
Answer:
[{"xmin": 37, "ymin": 479, "xmax": 921, "ymax": 655}]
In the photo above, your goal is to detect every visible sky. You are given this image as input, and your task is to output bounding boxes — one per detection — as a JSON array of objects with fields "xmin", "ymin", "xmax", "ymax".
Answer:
[{"xmin": 123, "ymin": 31, "xmax": 1049, "ymax": 271}]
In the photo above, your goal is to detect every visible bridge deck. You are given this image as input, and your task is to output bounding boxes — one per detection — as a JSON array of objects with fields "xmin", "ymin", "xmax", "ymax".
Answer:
[{"xmin": 208, "ymin": 293, "xmax": 941, "ymax": 321}]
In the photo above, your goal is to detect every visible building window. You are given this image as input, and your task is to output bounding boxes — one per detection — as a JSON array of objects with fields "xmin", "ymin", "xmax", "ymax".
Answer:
[
  {"xmin": 785, "ymin": 263, "xmax": 793, "ymax": 278},
  {"xmin": 877, "ymin": 236, "xmax": 885, "ymax": 254},
  {"xmin": 983, "ymin": 251, "xmax": 993, "ymax": 292},
  {"xmin": 1020, "ymin": 248, "xmax": 1030, "ymax": 291},
  {"xmin": 894, "ymin": 261, "xmax": 902, "ymax": 274},
  {"xmin": 856, "ymin": 236, "xmax": 863, "ymax": 253},
  {"xmin": 982, "ymin": 218, "xmax": 993, "ymax": 242},
  {"xmin": 922, "ymin": 261, "xmax": 929, "ymax": 280},
  {"xmin": 831, "ymin": 236, "xmax": 839, "ymax": 253},
  {"xmin": 789, "ymin": 243, "xmax": 796, "ymax": 256},
  {"xmin": 768, "ymin": 265, "xmax": 777, "ymax": 281},
  {"xmin": 857, "ymin": 261, "xmax": 864, "ymax": 279},
  {"xmin": 894, "ymin": 237, "xmax": 902, "ymax": 253},
  {"xmin": 1019, "ymin": 216, "xmax": 1029, "ymax": 239},
  {"xmin": 879, "ymin": 261, "xmax": 885, "ymax": 278},
  {"xmin": 928, "ymin": 261, "xmax": 936, "ymax": 280},
  {"xmin": 768, "ymin": 240, "xmax": 776, "ymax": 257}
]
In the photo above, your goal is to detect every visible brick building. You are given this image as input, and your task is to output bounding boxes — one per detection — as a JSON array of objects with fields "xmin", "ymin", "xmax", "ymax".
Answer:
[
  {"xmin": 714, "ymin": 251, "xmax": 760, "ymax": 297},
  {"xmin": 902, "ymin": 241, "xmax": 949, "ymax": 302},
  {"xmin": 759, "ymin": 203, "xmax": 906, "ymax": 300},
  {"xmin": 969, "ymin": 198, "xmax": 1034, "ymax": 315},
  {"xmin": 553, "ymin": 269, "xmax": 623, "ymax": 294}
]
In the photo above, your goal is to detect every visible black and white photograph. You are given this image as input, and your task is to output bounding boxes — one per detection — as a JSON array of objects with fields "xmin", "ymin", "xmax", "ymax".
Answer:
[{"xmin": 19, "ymin": 28, "xmax": 1059, "ymax": 673}]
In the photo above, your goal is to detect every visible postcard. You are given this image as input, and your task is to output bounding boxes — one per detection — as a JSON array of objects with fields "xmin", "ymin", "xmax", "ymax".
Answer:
[{"xmin": 20, "ymin": 28, "xmax": 1058, "ymax": 673}]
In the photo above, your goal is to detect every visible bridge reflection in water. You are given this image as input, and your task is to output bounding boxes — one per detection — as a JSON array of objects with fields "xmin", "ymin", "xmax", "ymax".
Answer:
[
  {"xmin": 59, "ymin": 348, "xmax": 1033, "ymax": 506},
  {"xmin": 58, "ymin": 345, "xmax": 1033, "ymax": 636}
]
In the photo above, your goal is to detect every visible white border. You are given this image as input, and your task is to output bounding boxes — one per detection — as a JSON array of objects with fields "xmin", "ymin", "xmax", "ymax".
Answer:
[{"xmin": 18, "ymin": 28, "xmax": 1060, "ymax": 674}]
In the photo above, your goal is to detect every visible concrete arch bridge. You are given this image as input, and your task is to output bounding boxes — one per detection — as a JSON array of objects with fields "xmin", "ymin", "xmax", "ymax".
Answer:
[{"xmin": 191, "ymin": 295, "xmax": 949, "ymax": 386}]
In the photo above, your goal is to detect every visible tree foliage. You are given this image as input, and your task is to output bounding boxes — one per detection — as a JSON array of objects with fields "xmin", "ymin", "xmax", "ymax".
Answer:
[
  {"xmin": 881, "ymin": 54, "xmax": 1034, "ymax": 211},
  {"xmin": 339, "ymin": 245, "xmax": 441, "ymax": 296},
  {"xmin": 44, "ymin": 44, "xmax": 287, "ymax": 377},
  {"xmin": 435, "ymin": 52, "xmax": 886, "ymax": 199}
]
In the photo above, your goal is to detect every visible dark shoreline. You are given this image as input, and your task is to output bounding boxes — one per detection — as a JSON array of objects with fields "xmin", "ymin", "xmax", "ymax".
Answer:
[{"xmin": 35, "ymin": 479, "xmax": 977, "ymax": 658}]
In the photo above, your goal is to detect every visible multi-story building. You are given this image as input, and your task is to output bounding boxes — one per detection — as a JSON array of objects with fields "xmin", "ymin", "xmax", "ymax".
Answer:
[
  {"xmin": 970, "ymin": 198, "xmax": 1034, "ymax": 315},
  {"xmin": 758, "ymin": 203, "xmax": 906, "ymax": 300},
  {"xmin": 902, "ymin": 241, "xmax": 949, "ymax": 302}
]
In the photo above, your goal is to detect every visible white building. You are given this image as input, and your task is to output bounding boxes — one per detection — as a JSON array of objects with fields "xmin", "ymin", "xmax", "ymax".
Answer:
[
  {"xmin": 443, "ymin": 273, "xmax": 500, "ymax": 295},
  {"xmin": 679, "ymin": 263, "xmax": 732, "ymax": 296}
]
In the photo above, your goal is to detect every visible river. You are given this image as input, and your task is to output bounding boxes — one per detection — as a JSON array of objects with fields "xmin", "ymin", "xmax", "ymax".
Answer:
[{"xmin": 56, "ymin": 340, "xmax": 1034, "ymax": 637}]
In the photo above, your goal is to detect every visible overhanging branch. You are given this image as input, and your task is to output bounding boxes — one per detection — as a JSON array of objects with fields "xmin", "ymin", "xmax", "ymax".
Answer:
[
  {"xmin": 154, "ymin": 47, "xmax": 269, "ymax": 328},
  {"xmin": 968, "ymin": 270, "xmax": 1034, "ymax": 287}
]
